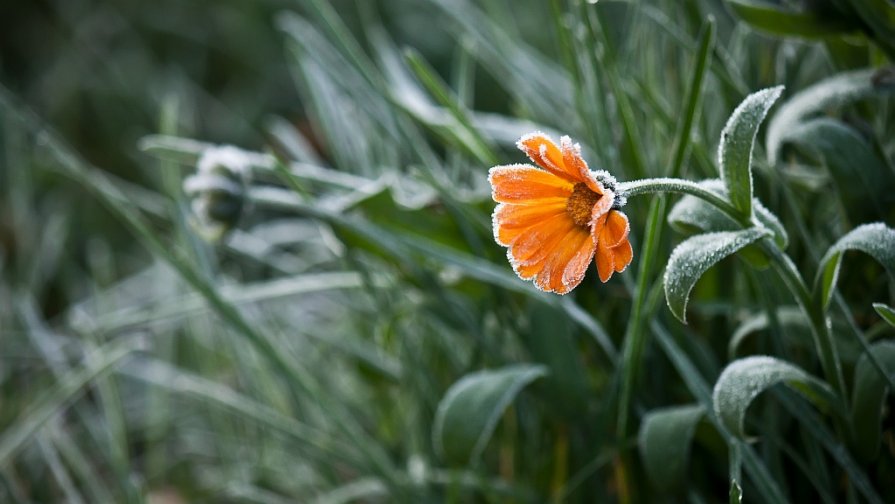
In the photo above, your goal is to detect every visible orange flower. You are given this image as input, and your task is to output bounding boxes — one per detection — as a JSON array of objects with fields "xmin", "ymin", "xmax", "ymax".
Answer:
[{"xmin": 489, "ymin": 133, "xmax": 633, "ymax": 294}]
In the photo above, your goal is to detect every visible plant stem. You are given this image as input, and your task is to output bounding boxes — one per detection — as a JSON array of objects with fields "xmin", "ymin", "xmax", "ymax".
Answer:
[
  {"xmin": 618, "ymin": 178, "xmax": 746, "ymax": 225},
  {"xmin": 762, "ymin": 243, "xmax": 848, "ymax": 405},
  {"xmin": 621, "ymin": 179, "xmax": 849, "ymax": 408}
]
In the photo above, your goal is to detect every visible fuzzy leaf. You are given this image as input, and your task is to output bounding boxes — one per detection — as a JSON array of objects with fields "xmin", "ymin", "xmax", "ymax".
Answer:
[
  {"xmin": 767, "ymin": 69, "xmax": 895, "ymax": 165},
  {"xmin": 638, "ymin": 404, "xmax": 705, "ymax": 492},
  {"xmin": 718, "ymin": 86, "xmax": 783, "ymax": 218},
  {"xmin": 850, "ymin": 341, "xmax": 895, "ymax": 462},
  {"xmin": 433, "ymin": 364, "xmax": 547, "ymax": 465},
  {"xmin": 816, "ymin": 223, "xmax": 895, "ymax": 308},
  {"xmin": 713, "ymin": 356, "xmax": 838, "ymax": 438},
  {"xmin": 664, "ymin": 228, "xmax": 769, "ymax": 323}
]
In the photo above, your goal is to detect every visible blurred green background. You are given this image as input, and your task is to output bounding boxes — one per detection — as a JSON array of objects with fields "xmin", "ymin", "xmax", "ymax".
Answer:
[{"xmin": 1, "ymin": 0, "xmax": 894, "ymax": 502}]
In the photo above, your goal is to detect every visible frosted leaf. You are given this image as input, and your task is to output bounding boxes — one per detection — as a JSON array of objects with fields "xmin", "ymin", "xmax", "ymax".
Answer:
[
  {"xmin": 766, "ymin": 68, "xmax": 895, "ymax": 165},
  {"xmin": 664, "ymin": 228, "xmax": 769, "ymax": 323},
  {"xmin": 718, "ymin": 86, "xmax": 784, "ymax": 218},
  {"xmin": 433, "ymin": 364, "xmax": 547, "ymax": 465},
  {"xmin": 713, "ymin": 356, "xmax": 836, "ymax": 439},
  {"xmin": 817, "ymin": 223, "xmax": 895, "ymax": 308},
  {"xmin": 638, "ymin": 404, "xmax": 705, "ymax": 492}
]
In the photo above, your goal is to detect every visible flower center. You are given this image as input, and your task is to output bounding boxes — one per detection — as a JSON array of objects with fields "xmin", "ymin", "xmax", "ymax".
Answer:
[{"xmin": 566, "ymin": 182, "xmax": 602, "ymax": 227}]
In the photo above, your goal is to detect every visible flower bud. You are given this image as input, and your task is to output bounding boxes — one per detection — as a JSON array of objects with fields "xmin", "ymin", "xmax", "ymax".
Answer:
[{"xmin": 183, "ymin": 146, "xmax": 251, "ymax": 241}]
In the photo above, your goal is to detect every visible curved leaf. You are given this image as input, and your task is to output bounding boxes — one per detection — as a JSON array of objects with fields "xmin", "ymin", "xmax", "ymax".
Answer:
[
  {"xmin": 766, "ymin": 69, "xmax": 895, "ymax": 165},
  {"xmin": 816, "ymin": 223, "xmax": 895, "ymax": 308},
  {"xmin": 433, "ymin": 364, "xmax": 547, "ymax": 465},
  {"xmin": 664, "ymin": 228, "xmax": 769, "ymax": 323},
  {"xmin": 638, "ymin": 404, "xmax": 705, "ymax": 492},
  {"xmin": 850, "ymin": 341, "xmax": 895, "ymax": 462},
  {"xmin": 718, "ymin": 86, "xmax": 783, "ymax": 218},
  {"xmin": 713, "ymin": 356, "xmax": 838, "ymax": 438}
]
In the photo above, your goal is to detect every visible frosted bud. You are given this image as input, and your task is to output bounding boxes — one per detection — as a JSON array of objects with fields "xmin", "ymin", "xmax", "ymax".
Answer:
[{"xmin": 184, "ymin": 146, "xmax": 252, "ymax": 241}]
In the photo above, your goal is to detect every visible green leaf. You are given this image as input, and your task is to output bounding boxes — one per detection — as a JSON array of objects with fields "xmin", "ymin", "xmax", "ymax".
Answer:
[
  {"xmin": 726, "ymin": 0, "xmax": 860, "ymax": 39},
  {"xmin": 638, "ymin": 404, "xmax": 705, "ymax": 492},
  {"xmin": 664, "ymin": 228, "xmax": 769, "ymax": 323},
  {"xmin": 654, "ymin": 327, "xmax": 789, "ymax": 504},
  {"xmin": 873, "ymin": 303, "xmax": 895, "ymax": 327},
  {"xmin": 713, "ymin": 356, "xmax": 839, "ymax": 439},
  {"xmin": 433, "ymin": 364, "xmax": 547, "ymax": 465},
  {"xmin": 850, "ymin": 341, "xmax": 895, "ymax": 462},
  {"xmin": 718, "ymin": 86, "xmax": 784, "ymax": 218},
  {"xmin": 780, "ymin": 118, "xmax": 895, "ymax": 223},
  {"xmin": 766, "ymin": 68, "xmax": 895, "ymax": 165},
  {"xmin": 667, "ymin": 179, "xmax": 788, "ymax": 248},
  {"xmin": 816, "ymin": 223, "xmax": 895, "ymax": 308}
]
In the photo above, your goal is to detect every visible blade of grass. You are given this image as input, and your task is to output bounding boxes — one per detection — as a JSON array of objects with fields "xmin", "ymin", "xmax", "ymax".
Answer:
[
  {"xmin": 403, "ymin": 48, "xmax": 499, "ymax": 166},
  {"xmin": 121, "ymin": 358, "xmax": 361, "ymax": 467},
  {"xmin": 253, "ymin": 181, "xmax": 619, "ymax": 365},
  {"xmin": 614, "ymin": 196, "xmax": 666, "ymax": 502},
  {"xmin": 37, "ymin": 436, "xmax": 85, "ymax": 504},
  {"xmin": 581, "ymin": 5, "xmax": 648, "ymax": 179},
  {"xmin": 668, "ymin": 18, "xmax": 715, "ymax": 178},
  {"xmin": 0, "ymin": 86, "xmax": 406, "ymax": 493},
  {"xmin": 0, "ymin": 342, "xmax": 136, "ymax": 467},
  {"xmin": 616, "ymin": 197, "xmax": 666, "ymax": 437}
]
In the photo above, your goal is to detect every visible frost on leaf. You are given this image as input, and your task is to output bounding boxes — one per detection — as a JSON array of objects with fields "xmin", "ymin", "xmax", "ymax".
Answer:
[
  {"xmin": 664, "ymin": 228, "xmax": 769, "ymax": 323},
  {"xmin": 713, "ymin": 356, "xmax": 835, "ymax": 439},
  {"xmin": 817, "ymin": 223, "xmax": 895, "ymax": 308},
  {"xmin": 718, "ymin": 86, "xmax": 784, "ymax": 219}
]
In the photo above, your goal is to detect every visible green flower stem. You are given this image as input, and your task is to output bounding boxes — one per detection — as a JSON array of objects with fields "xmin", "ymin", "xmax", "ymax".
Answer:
[
  {"xmin": 618, "ymin": 178, "xmax": 747, "ymax": 226},
  {"xmin": 620, "ymin": 177, "xmax": 849, "ymax": 410}
]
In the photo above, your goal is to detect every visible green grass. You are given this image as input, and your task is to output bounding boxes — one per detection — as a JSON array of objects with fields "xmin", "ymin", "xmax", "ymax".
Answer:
[{"xmin": 1, "ymin": 0, "xmax": 894, "ymax": 502}]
